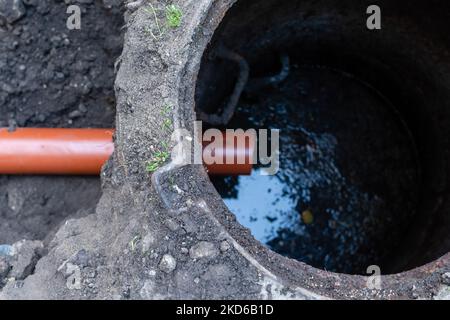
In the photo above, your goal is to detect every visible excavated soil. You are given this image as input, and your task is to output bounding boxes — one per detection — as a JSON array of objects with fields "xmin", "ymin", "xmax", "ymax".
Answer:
[{"xmin": 0, "ymin": 0, "xmax": 123, "ymax": 243}]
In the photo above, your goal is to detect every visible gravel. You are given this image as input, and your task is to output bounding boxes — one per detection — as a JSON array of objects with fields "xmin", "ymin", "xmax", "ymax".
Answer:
[{"xmin": 159, "ymin": 254, "xmax": 177, "ymax": 274}]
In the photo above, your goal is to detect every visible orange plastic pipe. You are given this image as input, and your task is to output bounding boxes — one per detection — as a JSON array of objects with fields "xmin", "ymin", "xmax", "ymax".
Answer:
[
  {"xmin": 0, "ymin": 128, "xmax": 254, "ymax": 175},
  {"xmin": 203, "ymin": 132, "xmax": 255, "ymax": 175},
  {"xmin": 0, "ymin": 128, "xmax": 114, "ymax": 175}
]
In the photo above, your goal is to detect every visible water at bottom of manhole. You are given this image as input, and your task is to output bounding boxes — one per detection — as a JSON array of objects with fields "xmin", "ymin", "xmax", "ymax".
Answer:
[{"xmin": 210, "ymin": 65, "xmax": 420, "ymax": 275}]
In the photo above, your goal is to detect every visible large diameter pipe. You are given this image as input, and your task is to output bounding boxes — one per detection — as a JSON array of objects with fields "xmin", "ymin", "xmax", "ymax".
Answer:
[{"xmin": 0, "ymin": 128, "xmax": 254, "ymax": 176}]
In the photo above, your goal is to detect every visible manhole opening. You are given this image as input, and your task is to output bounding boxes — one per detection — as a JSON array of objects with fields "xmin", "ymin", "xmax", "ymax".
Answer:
[
  {"xmin": 195, "ymin": 0, "xmax": 450, "ymax": 275},
  {"xmin": 0, "ymin": 2, "xmax": 123, "ymax": 244}
]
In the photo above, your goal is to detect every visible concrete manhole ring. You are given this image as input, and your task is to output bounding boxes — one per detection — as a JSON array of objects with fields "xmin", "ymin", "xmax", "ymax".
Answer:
[
  {"xmin": 117, "ymin": 0, "xmax": 449, "ymax": 299},
  {"xmin": 1, "ymin": 0, "xmax": 449, "ymax": 300}
]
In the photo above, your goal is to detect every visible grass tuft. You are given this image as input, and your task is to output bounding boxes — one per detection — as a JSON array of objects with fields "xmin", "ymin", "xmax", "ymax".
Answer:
[
  {"xmin": 146, "ymin": 150, "xmax": 170, "ymax": 172},
  {"xmin": 165, "ymin": 5, "xmax": 182, "ymax": 28}
]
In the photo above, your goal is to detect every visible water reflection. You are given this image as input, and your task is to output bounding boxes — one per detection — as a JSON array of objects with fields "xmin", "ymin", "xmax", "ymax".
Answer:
[{"xmin": 211, "ymin": 65, "xmax": 419, "ymax": 274}]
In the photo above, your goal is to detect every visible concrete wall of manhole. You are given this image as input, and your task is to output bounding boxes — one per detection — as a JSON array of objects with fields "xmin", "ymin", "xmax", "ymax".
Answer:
[
  {"xmin": 160, "ymin": 0, "xmax": 450, "ymax": 290},
  {"xmin": 4, "ymin": 0, "xmax": 448, "ymax": 300}
]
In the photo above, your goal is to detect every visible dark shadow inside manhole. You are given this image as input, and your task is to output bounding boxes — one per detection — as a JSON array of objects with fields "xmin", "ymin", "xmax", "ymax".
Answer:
[
  {"xmin": 0, "ymin": 2, "xmax": 123, "ymax": 244},
  {"xmin": 195, "ymin": 0, "xmax": 450, "ymax": 275}
]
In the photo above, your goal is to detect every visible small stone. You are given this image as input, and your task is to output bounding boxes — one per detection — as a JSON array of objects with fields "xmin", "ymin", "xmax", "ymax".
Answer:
[
  {"xmin": 220, "ymin": 240, "xmax": 231, "ymax": 252},
  {"xmin": 189, "ymin": 241, "xmax": 219, "ymax": 259},
  {"xmin": 81, "ymin": 82, "xmax": 92, "ymax": 95},
  {"xmin": 49, "ymin": 35, "xmax": 62, "ymax": 46},
  {"xmin": 0, "ymin": 0, "xmax": 26, "ymax": 24},
  {"xmin": 442, "ymin": 272, "xmax": 450, "ymax": 285},
  {"xmin": 8, "ymin": 40, "xmax": 19, "ymax": 50},
  {"xmin": 54, "ymin": 72, "xmax": 65, "ymax": 82},
  {"xmin": 65, "ymin": 263, "xmax": 81, "ymax": 290},
  {"xmin": 180, "ymin": 247, "xmax": 188, "ymax": 254},
  {"xmin": 126, "ymin": 0, "xmax": 143, "ymax": 11},
  {"xmin": 158, "ymin": 254, "xmax": 176, "ymax": 274},
  {"xmin": 142, "ymin": 233, "xmax": 156, "ymax": 253},
  {"xmin": 68, "ymin": 110, "xmax": 82, "ymax": 119},
  {"xmin": 78, "ymin": 103, "xmax": 87, "ymax": 113}
]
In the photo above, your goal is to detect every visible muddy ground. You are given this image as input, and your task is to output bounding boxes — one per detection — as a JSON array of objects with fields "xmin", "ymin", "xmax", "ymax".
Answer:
[{"xmin": 0, "ymin": 0, "xmax": 123, "ymax": 243}]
